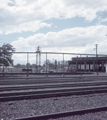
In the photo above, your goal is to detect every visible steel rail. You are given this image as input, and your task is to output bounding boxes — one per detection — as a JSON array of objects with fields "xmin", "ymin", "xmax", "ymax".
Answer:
[
  {"xmin": 1, "ymin": 85, "xmax": 107, "ymax": 96},
  {"xmin": 0, "ymin": 76, "xmax": 107, "ymax": 86},
  {"xmin": 0, "ymin": 76, "xmax": 84, "ymax": 79},
  {"xmin": 1, "ymin": 81, "xmax": 107, "ymax": 91},
  {"xmin": 1, "ymin": 75, "xmax": 107, "ymax": 81},
  {"xmin": 14, "ymin": 106, "xmax": 107, "ymax": 120},
  {"xmin": 0, "ymin": 74, "xmax": 107, "ymax": 80},
  {"xmin": 1, "ymin": 74, "xmax": 107, "ymax": 82},
  {"xmin": 1, "ymin": 85, "xmax": 107, "ymax": 101},
  {"xmin": 0, "ymin": 72, "xmax": 93, "ymax": 76}
]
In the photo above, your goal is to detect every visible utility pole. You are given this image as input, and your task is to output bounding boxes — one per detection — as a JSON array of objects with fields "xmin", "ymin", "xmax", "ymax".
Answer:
[
  {"xmin": 46, "ymin": 53, "xmax": 47, "ymax": 73},
  {"xmin": 36, "ymin": 46, "xmax": 41, "ymax": 73},
  {"xmin": 96, "ymin": 44, "xmax": 98, "ymax": 56},
  {"xmin": 27, "ymin": 52, "xmax": 29, "ymax": 78},
  {"xmin": 95, "ymin": 44, "xmax": 98, "ymax": 75},
  {"xmin": 62, "ymin": 54, "xmax": 65, "ymax": 76}
]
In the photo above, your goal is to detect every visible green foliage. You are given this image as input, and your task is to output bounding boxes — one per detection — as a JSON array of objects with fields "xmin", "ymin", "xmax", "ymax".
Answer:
[
  {"xmin": 14, "ymin": 63, "xmax": 22, "ymax": 68},
  {"xmin": 0, "ymin": 43, "xmax": 15, "ymax": 66}
]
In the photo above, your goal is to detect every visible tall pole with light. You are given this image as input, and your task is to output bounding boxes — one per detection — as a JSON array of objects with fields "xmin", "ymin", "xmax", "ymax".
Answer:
[
  {"xmin": 95, "ymin": 44, "xmax": 98, "ymax": 75},
  {"xmin": 36, "ymin": 46, "xmax": 41, "ymax": 73},
  {"xmin": 93, "ymin": 44, "xmax": 98, "ymax": 75}
]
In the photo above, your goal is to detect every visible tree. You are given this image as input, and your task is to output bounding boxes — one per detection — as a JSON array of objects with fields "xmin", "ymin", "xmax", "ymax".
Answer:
[
  {"xmin": 31, "ymin": 64, "xmax": 37, "ymax": 68},
  {"xmin": 26, "ymin": 63, "xmax": 31, "ymax": 68},
  {"xmin": 42, "ymin": 59, "xmax": 55, "ymax": 72},
  {"xmin": 0, "ymin": 43, "xmax": 15, "ymax": 66},
  {"xmin": 14, "ymin": 63, "xmax": 22, "ymax": 68}
]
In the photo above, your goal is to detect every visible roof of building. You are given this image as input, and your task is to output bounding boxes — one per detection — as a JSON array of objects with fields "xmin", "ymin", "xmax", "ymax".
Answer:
[{"xmin": 68, "ymin": 57, "xmax": 107, "ymax": 64}]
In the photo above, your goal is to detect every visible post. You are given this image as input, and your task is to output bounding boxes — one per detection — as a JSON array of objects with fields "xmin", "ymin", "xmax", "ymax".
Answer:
[
  {"xmin": 27, "ymin": 52, "xmax": 29, "ymax": 77},
  {"xmin": 93, "ymin": 61, "xmax": 95, "ymax": 71},
  {"xmin": 84, "ymin": 61, "xmax": 86, "ymax": 72},
  {"xmin": 80, "ymin": 54, "xmax": 81, "ymax": 71},
  {"xmin": 36, "ymin": 53, "xmax": 38, "ymax": 73},
  {"xmin": 102, "ymin": 61, "xmax": 104, "ymax": 72},
  {"xmin": 63, "ymin": 53, "xmax": 64, "ymax": 72},
  {"xmin": 35, "ymin": 53, "xmax": 36, "ymax": 73},
  {"xmin": 39, "ymin": 52, "xmax": 41, "ymax": 73},
  {"xmin": 3, "ymin": 54, "xmax": 5, "ymax": 76},
  {"xmin": 76, "ymin": 62, "xmax": 78, "ymax": 72},
  {"xmin": 46, "ymin": 53, "xmax": 47, "ymax": 73},
  {"xmin": 80, "ymin": 54, "xmax": 82, "ymax": 75},
  {"xmin": 36, "ymin": 46, "xmax": 41, "ymax": 73},
  {"xmin": 95, "ymin": 44, "xmax": 98, "ymax": 75},
  {"xmin": 89, "ymin": 64, "xmax": 90, "ymax": 71}
]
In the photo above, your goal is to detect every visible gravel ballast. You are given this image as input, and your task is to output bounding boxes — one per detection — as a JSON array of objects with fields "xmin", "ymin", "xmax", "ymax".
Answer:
[
  {"xmin": 1, "ymin": 92, "xmax": 107, "ymax": 120},
  {"xmin": 48, "ymin": 111, "xmax": 107, "ymax": 120}
]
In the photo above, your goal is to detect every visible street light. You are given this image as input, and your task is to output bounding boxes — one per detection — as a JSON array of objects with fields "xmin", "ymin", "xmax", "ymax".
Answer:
[{"xmin": 94, "ymin": 44, "xmax": 98, "ymax": 75}]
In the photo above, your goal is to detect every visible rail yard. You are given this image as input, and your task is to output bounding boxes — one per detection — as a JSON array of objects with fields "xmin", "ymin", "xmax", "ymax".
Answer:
[
  {"xmin": 1, "ymin": 73, "xmax": 107, "ymax": 120},
  {"xmin": 1, "ymin": 0, "xmax": 107, "ymax": 119}
]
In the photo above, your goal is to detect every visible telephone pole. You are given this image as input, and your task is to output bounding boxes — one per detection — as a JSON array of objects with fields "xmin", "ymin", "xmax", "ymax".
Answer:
[
  {"xmin": 95, "ymin": 44, "xmax": 98, "ymax": 75},
  {"xmin": 96, "ymin": 44, "xmax": 98, "ymax": 56}
]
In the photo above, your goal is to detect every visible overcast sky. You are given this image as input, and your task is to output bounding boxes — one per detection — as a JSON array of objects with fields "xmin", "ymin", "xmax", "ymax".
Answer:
[{"xmin": 0, "ymin": 0, "xmax": 107, "ymax": 64}]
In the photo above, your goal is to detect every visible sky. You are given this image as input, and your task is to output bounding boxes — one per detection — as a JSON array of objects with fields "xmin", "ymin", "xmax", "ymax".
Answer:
[{"xmin": 0, "ymin": 0, "xmax": 107, "ymax": 64}]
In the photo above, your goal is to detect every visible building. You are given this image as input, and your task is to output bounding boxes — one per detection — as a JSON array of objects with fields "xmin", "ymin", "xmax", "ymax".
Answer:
[
  {"xmin": 0, "ymin": 66, "xmax": 15, "ymax": 73},
  {"xmin": 68, "ymin": 57, "xmax": 107, "ymax": 72}
]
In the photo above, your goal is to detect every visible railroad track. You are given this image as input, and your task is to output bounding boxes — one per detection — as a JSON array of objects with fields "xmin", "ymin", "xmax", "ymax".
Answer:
[
  {"xmin": 0, "ymin": 75, "xmax": 107, "ymax": 80},
  {"xmin": 1, "ymin": 76, "xmax": 107, "ymax": 101},
  {"xmin": 1, "ymin": 75, "xmax": 107, "ymax": 120},
  {"xmin": 1, "ymin": 85, "xmax": 107, "ymax": 101},
  {"xmin": 14, "ymin": 106, "xmax": 107, "ymax": 120},
  {"xmin": 0, "ymin": 74, "xmax": 107, "ymax": 79},
  {"xmin": 1, "ymin": 80, "xmax": 107, "ymax": 92},
  {"xmin": 1, "ymin": 76, "xmax": 107, "ymax": 86}
]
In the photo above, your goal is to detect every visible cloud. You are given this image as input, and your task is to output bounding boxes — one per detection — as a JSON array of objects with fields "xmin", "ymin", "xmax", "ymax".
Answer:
[
  {"xmin": 0, "ymin": 0, "xmax": 107, "ymax": 34},
  {"xmin": 0, "ymin": 30, "xmax": 3, "ymax": 34},
  {"xmin": 11, "ymin": 25, "xmax": 107, "ymax": 53},
  {"xmin": 11, "ymin": 24, "xmax": 107, "ymax": 64},
  {"xmin": 4, "ymin": 21, "xmax": 51, "ymax": 34},
  {"xmin": 99, "ymin": 18, "xmax": 107, "ymax": 23}
]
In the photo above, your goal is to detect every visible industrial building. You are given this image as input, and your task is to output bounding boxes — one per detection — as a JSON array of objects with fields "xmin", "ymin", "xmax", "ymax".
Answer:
[{"xmin": 68, "ymin": 56, "xmax": 107, "ymax": 72}]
